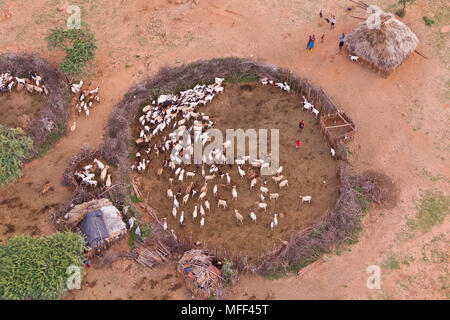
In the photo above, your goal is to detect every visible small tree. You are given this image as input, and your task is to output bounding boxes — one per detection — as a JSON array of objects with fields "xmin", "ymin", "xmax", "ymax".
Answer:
[
  {"xmin": 398, "ymin": 0, "xmax": 416, "ymax": 12},
  {"xmin": 0, "ymin": 125, "xmax": 33, "ymax": 186}
]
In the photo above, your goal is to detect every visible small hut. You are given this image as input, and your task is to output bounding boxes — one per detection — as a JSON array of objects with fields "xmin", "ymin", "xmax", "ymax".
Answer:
[
  {"xmin": 57, "ymin": 198, "xmax": 127, "ymax": 255},
  {"xmin": 345, "ymin": 12, "xmax": 419, "ymax": 76},
  {"xmin": 177, "ymin": 249, "xmax": 223, "ymax": 299}
]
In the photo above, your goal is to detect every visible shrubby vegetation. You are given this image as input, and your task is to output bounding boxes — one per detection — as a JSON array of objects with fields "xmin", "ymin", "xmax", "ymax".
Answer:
[
  {"xmin": 47, "ymin": 26, "xmax": 97, "ymax": 76},
  {"xmin": 0, "ymin": 125, "xmax": 33, "ymax": 186},
  {"xmin": 423, "ymin": 16, "xmax": 435, "ymax": 26},
  {"xmin": 222, "ymin": 258, "xmax": 234, "ymax": 286},
  {"xmin": 396, "ymin": 0, "xmax": 416, "ymax": 17},
  {"xmin": 0, "ymin": 232, "xmax": 85, "ymax": 300}
]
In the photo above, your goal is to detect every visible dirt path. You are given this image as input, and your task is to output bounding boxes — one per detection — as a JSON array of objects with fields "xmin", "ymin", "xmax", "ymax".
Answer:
[{"xmin": 0, "ymin": 0, "xmax": 448, "ymax": 299}]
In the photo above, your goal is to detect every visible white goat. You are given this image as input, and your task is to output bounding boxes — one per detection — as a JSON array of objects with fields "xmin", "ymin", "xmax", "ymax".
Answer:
[{"xmin": 299, "ymin": 195, "xmax": 312, "ymax": 204}]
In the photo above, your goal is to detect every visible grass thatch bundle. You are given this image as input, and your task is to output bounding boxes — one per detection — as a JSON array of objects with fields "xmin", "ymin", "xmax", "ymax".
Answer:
[{"xmin": 345, "ymin": 12, "xmax": 419, "ymax": 75}]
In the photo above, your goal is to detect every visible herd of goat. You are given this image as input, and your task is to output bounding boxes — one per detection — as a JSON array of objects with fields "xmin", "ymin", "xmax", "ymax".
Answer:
[
  {"xmin": 131, "ymin": 77, "xmax": 325, "ymax": 239},
  {"xmin": 69, "ymin": 79, "xmax": 101, "ymax": 119},
  {"xmin": 0, "ymin": 72, "xmax": 49, "ymax": 95},
  {"xmin": 73, "ymin": 158, "xmax": 111, "ymax": 188}
]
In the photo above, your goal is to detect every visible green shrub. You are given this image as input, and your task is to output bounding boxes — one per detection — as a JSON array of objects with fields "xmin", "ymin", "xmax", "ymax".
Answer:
[
  {"xmin": 127, "ymin": 222, "xmax": 152, "ymax": 248},
  {"xmin": 130, "ymin": 194, "xmax": 143, "ymax": 203},
  {"xmin": 383, "ymin": 254, "xmax": 400, "ymax": 270},
  {"xmin": 0, "ymin": 125, "xmax": 33, "ymax": 186},
  {"xmin": 222, "ymin": 258, "xmax": 234, "ymax": 285},
  {"xmin": 0, "ymin": 232, "xmax": 85, "ymax": 300},
  {"xmin": 423, "ymin": 16, "xmax": 435, "ymax": 26},
  {"xmin": 46, "ymin": 26, "xmax": 96, "ymax": 76},
  {"xmin": 398, "ymin": 0, "xmax": 416, "ymax": 10},
  {"xmin": 395, "ymin": 9, "xmax": 406, "ymax": 17}
]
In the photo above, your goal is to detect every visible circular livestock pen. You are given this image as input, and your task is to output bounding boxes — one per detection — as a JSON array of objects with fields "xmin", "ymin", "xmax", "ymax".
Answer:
[
  {"xmin": 132, "ymin": 80, "xmax": 340, "ymax": 263},
  {"xmin": 62, "ymin": 58, "xmax": 386, "ymax": 283},
  {"xmin": 0, "ymin": 53, "xmax": 72, "ymax": 158}
]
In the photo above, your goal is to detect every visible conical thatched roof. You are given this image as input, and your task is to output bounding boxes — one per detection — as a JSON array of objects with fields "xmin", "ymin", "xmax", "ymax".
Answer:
[{"xmin": 345, "ymin": 12, "xmax": 419, "ymax": 75}]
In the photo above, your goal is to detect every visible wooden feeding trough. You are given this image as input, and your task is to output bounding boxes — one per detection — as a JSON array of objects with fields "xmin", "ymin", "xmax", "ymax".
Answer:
[{"xmin": 319, "ymin": 111, "xmax": 355, "ymax": 150}]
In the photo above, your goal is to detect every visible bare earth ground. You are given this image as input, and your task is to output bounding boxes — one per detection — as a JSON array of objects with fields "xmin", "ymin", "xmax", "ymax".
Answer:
[
  {"xmin": 0, "ymin": 92, "xmax": 46, "ymax": 128},
  {"xmin": 0, "ymin": 0, "xmax": 448, "ymax": 299}
]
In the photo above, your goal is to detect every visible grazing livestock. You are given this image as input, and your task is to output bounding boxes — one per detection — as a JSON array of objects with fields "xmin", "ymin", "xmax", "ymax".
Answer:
[
  {"xmin": 299, "ymin": 195, "xmax": 312, "ymax": 204},
  {"xmin": 234, "ymin": 209, "xmax": 243, "ymax": 224}
]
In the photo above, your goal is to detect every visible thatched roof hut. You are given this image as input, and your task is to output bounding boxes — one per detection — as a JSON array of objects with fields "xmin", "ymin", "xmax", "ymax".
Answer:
[{"xmin": 345, "ymin": 12, "xmax": 419, "ymax": 76}]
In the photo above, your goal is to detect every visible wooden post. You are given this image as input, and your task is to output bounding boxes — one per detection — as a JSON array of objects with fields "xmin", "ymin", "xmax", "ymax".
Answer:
[{"xmin": 307, "ymin": 87, "xmax": 311, "ymax": 100}]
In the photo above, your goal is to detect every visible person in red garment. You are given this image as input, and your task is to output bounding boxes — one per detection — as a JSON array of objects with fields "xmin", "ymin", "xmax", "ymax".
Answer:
[
  {"xmin": 296, "ymin": 139, "xmax": 302, "ymax": 149},
  {"xmin": 298, "ymin": 120, "xmax": 305, "ymax": 130}
]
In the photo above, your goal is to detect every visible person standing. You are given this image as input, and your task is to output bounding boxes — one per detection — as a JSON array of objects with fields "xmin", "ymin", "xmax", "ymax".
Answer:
[
  {"xmin": 319, "ymin": 10, "xmax": 323, "ymax": 18},
  {"xmin": 306, "ymin": 34, "xmax": 312, "ymax": 49},
  {"xmin": 298, "ymin": 120, "xmax": 305, "ymax": 130},
  {"xmin": 295, "ymin": 139, "xmax": 302, "ymax": 149},
  {"xmin": 331, "ymin": 15, "xmax": 336, "ymax": 29},
  {"xmin": 339, "ymin": 33, "xmax": 345, "ymax": 52},
  {"xmin": 307, "ymin": 35, "xmax": 315, "ymax": 52}
]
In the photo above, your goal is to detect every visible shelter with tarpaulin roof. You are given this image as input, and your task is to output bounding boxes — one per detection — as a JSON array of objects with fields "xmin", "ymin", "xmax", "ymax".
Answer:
[{"xmin": 57, "ymin": 198, "xmax": 127, "ymax": 255}]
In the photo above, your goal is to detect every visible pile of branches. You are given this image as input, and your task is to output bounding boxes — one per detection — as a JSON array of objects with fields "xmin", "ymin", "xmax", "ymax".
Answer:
[
  {"xmin": 350, "ymin": 170, "xmax": 398, "ymax": 209},
  {"xmin": 62, "ymin": 146, "xmax": 117, "ymax": 196},
  {"xmin": 133, "ymin": 240, "xmax": 172, "ymax": 268},
  {"xmin": 0, "ymin": 53, "xmax": 71, "ymax": 159},
  {"xmin": 177, "ymin": 249, "xmax": 223, "ymax": 300}
]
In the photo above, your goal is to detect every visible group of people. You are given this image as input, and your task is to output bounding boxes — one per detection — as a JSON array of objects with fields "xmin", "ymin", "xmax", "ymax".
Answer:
[{"xmin": 306, "ymin": 10, "xmax": 344, "ymax": 52}]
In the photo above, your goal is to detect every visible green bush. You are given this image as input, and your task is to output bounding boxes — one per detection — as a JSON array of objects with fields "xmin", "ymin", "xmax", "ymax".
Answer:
[
  {"xmin": 222, "ymin": 258, "xmax": 234, "ymax": 285},
  {"xmin": 0, "ymin": 125, "xmax": 33, "ymax": 186},
  {"xmin": 46, "ymin": 26, "xmax": 96, "ymax": 76},
  {"xmin": 130, "ymin": 194, "xmax": 143, "ymax": 203},
  {"xmin": 0, "ymin": 232, "xmax": 85, "ymax": 300},
  {"xmin": 423, "ymin": 16, "xmax": 435, "ymax": 26},
  {"xmin": 395, "ymin": 9, "xmax": 406, "ymax": 17}
]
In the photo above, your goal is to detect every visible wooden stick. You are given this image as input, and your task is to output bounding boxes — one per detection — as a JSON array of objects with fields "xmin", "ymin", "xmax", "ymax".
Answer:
[
  {"xmin": 336, "ymin": 112, "xmax": 356, "ymax": 131},
  {"xmin": 324, "ymin": 124, "xmax": 354, "ymax": 129},
  {"xmin": 414, "ymin": 49, "xmax": 428, "ymax": 59},
  {"xmin": 351, "ymin": 15, "xmax": 366, "ymax": 20},
  {"xmin": 297, "ymin": 258, "xmax": 324, "ymax": 277}
]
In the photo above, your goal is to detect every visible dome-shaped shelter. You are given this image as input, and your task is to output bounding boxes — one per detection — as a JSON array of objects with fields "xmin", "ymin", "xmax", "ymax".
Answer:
[{"xmin": 345, "ymin": 12, "xmax": 419, "ymax": 76}]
